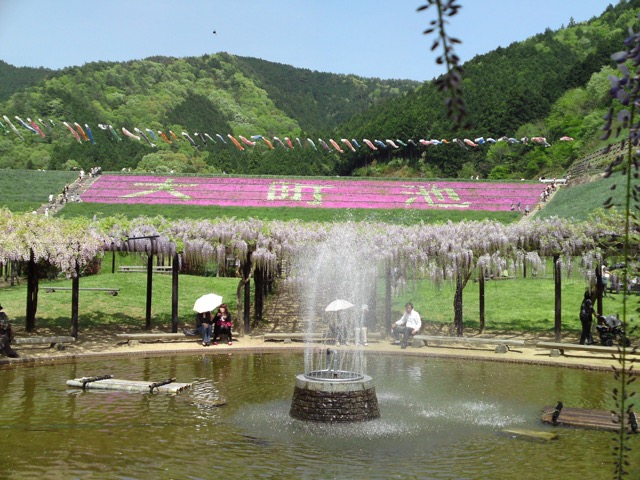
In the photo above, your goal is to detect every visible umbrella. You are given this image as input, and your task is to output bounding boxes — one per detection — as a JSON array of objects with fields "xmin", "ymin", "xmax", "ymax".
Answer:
[
  {"xmin": 324, "ymin": 299, "xmax": 355, "ymax": 312},
  {"xmin": 193, "ymin": 293, "xmax": 223, "ymax": 313}
]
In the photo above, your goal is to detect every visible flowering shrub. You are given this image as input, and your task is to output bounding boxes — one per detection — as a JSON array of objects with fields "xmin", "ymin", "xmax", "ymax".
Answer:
[{"xmin": 81, "ymin": 175, "xmax": 547, "ymax": 211}]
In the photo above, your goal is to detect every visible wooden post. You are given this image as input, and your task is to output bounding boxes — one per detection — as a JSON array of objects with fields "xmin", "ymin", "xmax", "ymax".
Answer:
[
  {"xmin": 385, "ymin": 263, "xmax": 392, "ymax": 334},
  {"xmin": 71, "ymin": 261, "xmax": 80, "ymax": 338},
  {"xmin": 370, "ymin": 271, "xmax": 378, "ymax": 331},
  {"xmin": 146, "ymin": 251, "xmax": 153, "ymax": 330},
  {"xmin": 454, "ymin": 274, "xmax": 464, "ymax": 337},
  {"xmin": 254, "ymin": 267, "xmax": 264, "ymax": 327},
  {"xmin": 111, "ymin": 243, "xmax": 116, "ymax": 274},
  {"xmin": 554, "ymin": 254, "xmax": 562, "ymax": 342},
  {"xmin": 479, "ymin": 268, "xmax": 485, "ymax": 333},
  {"xmin": 26, "ymin": 249, "xmax": 38, "ymax": 332},
  {"xmin": 171, "ymin": 252, "xmax": 179, "ymax": 333},
  {"xmin": 243, "ymin": 259, "xmax": 251, "ymax": 334}
]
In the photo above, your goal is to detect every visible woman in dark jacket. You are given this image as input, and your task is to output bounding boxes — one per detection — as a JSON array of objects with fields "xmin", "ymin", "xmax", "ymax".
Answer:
[
  {"xmin": 579, "ymin": 291, "xmax": 595, "ymax": 345},
  {"xmin": 213, "ymin": 304, "xmax": 233, "ymax": 346},
  {"xmin": 196, "ymin": 311, "xmax": 213, "ymax": 346}
]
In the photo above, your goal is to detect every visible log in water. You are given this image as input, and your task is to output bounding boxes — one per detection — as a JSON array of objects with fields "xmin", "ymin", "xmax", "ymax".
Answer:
[
  {"xmin": 541, "ymin": 405, "xmax": 637, "ymax": 433},
  {"xmin": 67, "ymin": 377, "xmax": 193, "ymax": 394}
]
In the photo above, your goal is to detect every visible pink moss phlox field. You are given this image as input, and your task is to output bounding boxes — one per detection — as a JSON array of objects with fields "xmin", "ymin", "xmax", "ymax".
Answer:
[{"xmin": 81, "ymin": 175, "xmax": 548, "ymax": 211}]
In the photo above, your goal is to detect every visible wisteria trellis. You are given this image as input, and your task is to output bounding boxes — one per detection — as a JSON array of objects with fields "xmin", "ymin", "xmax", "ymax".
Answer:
[
  {"xmin": 81, "ymin": 175, "xmax": 547, "ymax": 211},
  {"xmin": 0, "ymin": 208, "xmax": 615, "ymax": 283},
  {"xmin": 0, "ymin": 209, "xmax": 620, "ymax": 340}
]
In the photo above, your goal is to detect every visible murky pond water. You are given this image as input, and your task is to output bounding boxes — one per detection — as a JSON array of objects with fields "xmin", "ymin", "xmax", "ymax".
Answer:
[{"xmin": 0, "ymin": 353, "xmax": 635, "ymax": 479}]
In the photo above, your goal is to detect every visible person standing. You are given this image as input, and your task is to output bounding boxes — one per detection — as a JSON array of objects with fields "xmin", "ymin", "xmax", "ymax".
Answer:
[
  {"xmin": 579, "ymin": 291, "xmax": 595, "ymax": 345},
  {"xmin": 331, "ymin": 310, "xmax": 352, "ymax": 347},
  {"xmin": 355, "ymin": 304, "xmax": 371, "ymax": 346},
  {"xmin": 213, "ymin": 304, "xmax": 233, "ymax": 346},
  {"xmin": 392, "ymin": 302, "xmax": 422, "ymax": 349}
]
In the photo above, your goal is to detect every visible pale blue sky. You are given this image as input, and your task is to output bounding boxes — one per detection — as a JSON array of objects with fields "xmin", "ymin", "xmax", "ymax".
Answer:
[{"xmin": 0, "ymin": 0, "xmax": 616, "ymax": 81}]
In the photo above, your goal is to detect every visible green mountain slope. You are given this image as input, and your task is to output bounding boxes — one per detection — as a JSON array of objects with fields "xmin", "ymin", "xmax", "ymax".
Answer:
[
  {"xmin": 336, "ymin": 0, "xmax": 640, "ymax": 180},
  {"xmin": 0, "ymin": 53, "xmax": 417, "ymax": 174},
  {"xmin": 0, "ymin": 60, "xmax": 52, "ymax": 102}
]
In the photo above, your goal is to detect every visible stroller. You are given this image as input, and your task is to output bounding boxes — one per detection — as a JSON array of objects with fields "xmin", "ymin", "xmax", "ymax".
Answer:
[{"xmin": 596, "ymin": 314, "xmax": 631, "ymax": 347}]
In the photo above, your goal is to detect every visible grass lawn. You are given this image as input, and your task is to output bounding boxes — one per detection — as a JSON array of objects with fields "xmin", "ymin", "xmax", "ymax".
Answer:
[
  {"xmin": 1, "ymin": 252, "xmax": 637, "ymax": 341},
  {"xmin": 390, "ymin": 270, "xmax": 639, "ymax": 339},
  {"xmin": 57, "ymin": 201, "xmax": 520, "ymax": 224},
  {"xmin": 537, "ymin": 175, "xmax": 624, "ymax": 221},
  {"xmin": 0, "ymin": 169, "xmax": 78, "ymax": 212},
  {"xmin": 0, "ymin": 271, "xmax": 241, "ymax": 332}
]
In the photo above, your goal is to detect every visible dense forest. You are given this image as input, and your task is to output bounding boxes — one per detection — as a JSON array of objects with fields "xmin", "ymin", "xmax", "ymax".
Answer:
[
  {"xmin": 0, "ymin": 60, "xmax": 52, "ymax": 102},
  {"xmin": 0, "ymin": 1, "xmax": 638, "ymax": 179}
]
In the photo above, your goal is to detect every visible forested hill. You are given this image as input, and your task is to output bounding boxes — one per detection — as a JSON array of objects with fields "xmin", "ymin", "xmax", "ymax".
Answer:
[
  {"xmin": 231, "ymin": 55, "xmax": 418, "ymax": 131},
  {"xmin": 0, "ymin": 60, "xmax": 52, "ymax": 102},
  {"xmin": 0, "ymin": 53, "xmax": 418, "ymax": 174},
  {"xmin": 336, "ymin": 0, "xmax": 640, "ymax": 180}
]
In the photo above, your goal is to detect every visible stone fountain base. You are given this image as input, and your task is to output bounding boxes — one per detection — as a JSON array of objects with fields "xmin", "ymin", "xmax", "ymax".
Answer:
[{"xmin": 289, "ymin": 373, "xmax": 380, "ymax": 422}]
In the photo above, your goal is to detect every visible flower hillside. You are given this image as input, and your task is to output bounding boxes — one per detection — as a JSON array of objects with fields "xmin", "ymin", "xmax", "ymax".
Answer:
[{"xmin": 81, "ymin": 175, "xmax": 547, "ymax": 211}]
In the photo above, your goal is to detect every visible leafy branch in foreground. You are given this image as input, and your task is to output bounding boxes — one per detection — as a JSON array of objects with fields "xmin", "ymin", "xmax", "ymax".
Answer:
[
  {"xmin": 417, "ymin": 0, "xmax": 470, "ymax": 128},
  {"xmin": 602, "ymin": 12, "xmax": 640, "ymax": 480}
]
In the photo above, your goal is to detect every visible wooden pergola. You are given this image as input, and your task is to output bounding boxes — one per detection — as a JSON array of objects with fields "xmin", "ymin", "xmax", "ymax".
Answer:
[{"xmin": 0, "ymin": 210, "xmax": 622, "ymax": 340}]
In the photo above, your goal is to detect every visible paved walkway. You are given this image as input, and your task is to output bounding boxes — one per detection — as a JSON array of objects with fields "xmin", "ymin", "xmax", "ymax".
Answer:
[{"xmin": 1, "ymin": 327, "xmax": 633, "ymax": 372}]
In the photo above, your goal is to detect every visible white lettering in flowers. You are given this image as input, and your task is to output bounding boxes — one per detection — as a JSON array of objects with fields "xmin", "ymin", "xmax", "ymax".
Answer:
[
  {"xmin": 121, "ymin": 179, "xmax": 198, "ymax": 200},
  {"xmin": 401, "ymin": 185, "xmax": 470, "ymax": 209},
  {"xmin": 267, "ymin": 181, "xmax": 332, "ymax": 206}
]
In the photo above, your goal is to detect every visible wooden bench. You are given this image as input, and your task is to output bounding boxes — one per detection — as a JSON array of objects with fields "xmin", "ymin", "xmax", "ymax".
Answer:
[
  {"xmin": 412, "ymin": 335, "xmax": 534, "ymax": 353},
  {"xmin": 263, "ymin": 333, "xmax": 331, "ymax": 343},
  {"xmin": 118, "ymin": 266, "xmax": 173, "ymax": 274},
  {"xmin": 14, "ymin": 336, "xmax": 76, "ymax": 350},
  {"xmin": 535, "ymin": 341, "xmax": 638, "ymax": 357},
  {"xmin": 474, "ymin": 276, "xmax": 516, "ymax": 283},
  {"xmin": 45, "ymin": 287, "xmax": 120, "ymax": 296},
  {"xmin": 263, "ymin": 332, "xmax": 381, "ymax": 343},
  {"xmin": 117, "ymin": 332, "xmax": 240, "ymax": 345}
]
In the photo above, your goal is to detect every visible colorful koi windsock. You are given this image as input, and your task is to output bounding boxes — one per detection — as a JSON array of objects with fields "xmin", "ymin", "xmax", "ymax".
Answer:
[
  {"xmin": 227, "ymin": 134, "xmax": 245, "ymax": 151},
  {"xmin": 122, "ymin": 127, "xmax": 141, "ymax": 141},
  {"xmin": 63, "ymin": 121, "xmax": 82, "ymax": 143}
]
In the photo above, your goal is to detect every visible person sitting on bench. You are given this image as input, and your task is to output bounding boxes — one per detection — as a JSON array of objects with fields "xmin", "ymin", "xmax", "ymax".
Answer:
[
  {"xmin": 213, "ymin": 304, "xmax": 233, "ymax": 346},
  {"xmin": 392, "ymin": 302, "xmax": 422, "ymax": 349},
  {"xmin": 0, "ymin": 305, "xmax": 19, "ymax": 358},
  {"xmin": 190, "ymin": 311, "xmax": 213, "ymax": 347}
]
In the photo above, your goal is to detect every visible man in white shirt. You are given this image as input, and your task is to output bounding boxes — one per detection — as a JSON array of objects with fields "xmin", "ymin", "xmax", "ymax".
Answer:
[{"xmin": 392, "ymin": 302, "xmax": 421, "ymax": 349}]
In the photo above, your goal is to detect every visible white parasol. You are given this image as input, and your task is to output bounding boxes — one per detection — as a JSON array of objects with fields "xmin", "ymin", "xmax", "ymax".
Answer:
[
  {"xmin": 193, "ymin": 293, "xmax": 223, "ymax": 313},
  {"xmin": 324, "ymin": 299, "xmax": 355, "ymax": 312}
]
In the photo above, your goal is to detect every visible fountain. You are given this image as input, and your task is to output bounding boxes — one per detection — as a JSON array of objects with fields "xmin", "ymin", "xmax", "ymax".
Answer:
[{"xmin": 288, "ymin": 223, "xmax": 382, "ymax": 422}]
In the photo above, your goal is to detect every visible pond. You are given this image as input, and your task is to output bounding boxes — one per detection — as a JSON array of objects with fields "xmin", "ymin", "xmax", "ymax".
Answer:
[{"xmin": 0, "ymin": 353, "xmax": 634, "ymax": 479}]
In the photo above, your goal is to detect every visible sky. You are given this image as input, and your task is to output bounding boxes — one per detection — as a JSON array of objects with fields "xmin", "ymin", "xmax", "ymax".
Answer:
[{"xmin": 0, "ymin": 0, "xmax": 616, "ymax": 81}]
